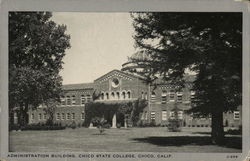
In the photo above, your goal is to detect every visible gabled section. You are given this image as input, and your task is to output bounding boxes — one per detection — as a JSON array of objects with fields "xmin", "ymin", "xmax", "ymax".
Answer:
[{"xmin": 94, "ymin": 69, "xmax": 145, "ymax": 83}]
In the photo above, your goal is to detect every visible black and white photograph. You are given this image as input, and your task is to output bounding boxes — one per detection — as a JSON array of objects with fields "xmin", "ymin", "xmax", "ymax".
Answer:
[
  {"xmin": 0, "ymin": 0, "xmax": 249, "ymax": 161},
  {"xmin": 8, "ymin": 11, "xmax": 243, "ymax": 152}
]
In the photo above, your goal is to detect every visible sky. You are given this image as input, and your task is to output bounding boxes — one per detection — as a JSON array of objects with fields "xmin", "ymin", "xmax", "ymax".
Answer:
[{"xmin": 51, "ymin": 12, "xmax": 135, "ymax": 85}]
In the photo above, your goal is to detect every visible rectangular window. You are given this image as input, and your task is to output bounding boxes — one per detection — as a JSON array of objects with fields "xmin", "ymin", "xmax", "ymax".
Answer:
[
  {"xmin": 169, "ymin": 90, "xmax": 175, "ymax": 102},
  {"xmin": 178, "ymin": 111, "xmax": 183, "ymax": 119},
  {"xmin": 86, "ymin": 95, "xmax": 91, "ymax": 103},
  {"xmin": 72, "ymin": 96, "xmax": 76, "ymax": 105},
  {"xmin": 170, "ymin": 111, "xmax": 175, "ymax": 119},
  {"xmin": 67, "ymin": 113, "xmax": 70, "ymax": 120},
  {"xmin": 67, "ymin": 96, "xmax": 71, "ymax": 105},
  {"xmin": 43, "ymin": 113, "xmax": 47, "ymax": 120},
  {"xmin": 141, "ymin": 112, "xmax": 144, "ymax": 120},
  {"xmin": 145, "ymin": 111, "xmax": 148, "ymax": 120},
  {"xmin": 151, "ymin": 92, "xmax": 156, "ymax": 103},
  {"xmin": 177, "ymin": 92, "xmax": 183, "ymax": 103},
  {"xmin": 72, "ymin": 113, "xmax": 75, "ymax": 120},
  {"xmin": 161, "ymin": 91, "xmax": 167, "ymax": 104},
  {"xmin": 61, "ymin": 97, "xmax": 66, "ymax": 105},
  {"xmin": 38, "ymin": 113, "xmax": 42, "ymax": 120},
  {"xmin": 31, "ymin": 113, "xmax": 34, "ymax": 120},
  {"xmin": 234, "ymin": 111, "xmax": 240, "ymax": 120},
  {"xmin": 61, "ymin": 113, "xmax": 65, "ymax": 120},
  {"xmin": 190, "ymin": 91, "xmax": 195, "ymax": 103},
  {"xmin": 81, "ymin": 95, "xmax": 86, "ymax": 105},
  {"xmin": 162, "ymin": 111, "xmax": 167, "ymax": 121},
  {"xmin": 81, "ymin": 112, "xmax": 85, "ymax": 120},
  {"xmin": 56, "ymin": 113, "xmax": 60, "ymax": 120},
  {"xmin": 150, "ymin": 111, "xmax": 156, "ymax": 121}
]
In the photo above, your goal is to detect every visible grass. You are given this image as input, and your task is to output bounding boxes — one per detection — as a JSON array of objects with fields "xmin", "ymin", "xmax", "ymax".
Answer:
[{"xmin": 9, "ymin": 127, "xmax": 242, "ymax": 152}]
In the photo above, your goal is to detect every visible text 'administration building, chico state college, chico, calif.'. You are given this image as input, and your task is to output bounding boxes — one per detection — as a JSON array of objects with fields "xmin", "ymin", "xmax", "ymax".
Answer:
[{"xmin": 25, "ymin": 53, "xmax": 242, "ymax": 128}]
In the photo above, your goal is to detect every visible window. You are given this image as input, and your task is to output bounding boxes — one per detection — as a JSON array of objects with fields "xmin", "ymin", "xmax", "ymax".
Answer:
[
  {"xmin": 177, "ymin": 92, "xmax": 183, "ymax": 103},
  {"xmin": 141, "ymin": 112, "xmax": 144, "ymax": 120},
  {"xmin": 162, "ymin": 111, "xmax": 167, "ymax": 120},
  {"xmin": 169, "ymin": 90, "xmax": 175, "ymax": 102},
  {"xmin": 170, "ymin": 111, "xmax": 175, "ymax": 119},
  {"xmin": 190, "ymin": 91, "xmax": 195, "ymax": 102},
  {"xmin": 161, "ymin": 91, "xmax": 167, "ymax": 104},
  {"xmin": 43, "ymin": 113, "xmax": 47, "ymax": 120},
  {"xmin": 39, "ymin": 113, "xmax": 42, "ymax": 120},
  {"xmin": 81, "ymin": 95, "xmax": 86, "ymax": 105},
  {"xmin": 127, "ymin": 91, "xmax": 131, "ymax": 99},
  {"xmin": 234, "ymin": 111, "xmax": 240, "ymax": 120},
  {"xmin": 66, "ymin": 96, "xmax": 71, "ymax": 105},
  {"xmin": 101, "ymin": 93, "xmax": 104, "ymax": 100},
  {"xmin": 61, "ymin": 113, "xmax": 65, "ymax": 120},
  {"xmin": 56, "ymin": 113, "xmax": 60, "ymax": 120},
  {"xmin": 81, "ymin": 112, "xmax": 85, "ymax": 120},
  {"xmin": 178, "ymin": 111, "xmax": 183, "ymax": 119},
  {"xmin": 66, "ymin": 113, "xmax": 70, "ymax": 120},
  {"xmin": 141, "ymin": 92, "xmax": 144, "ymax": 99},
  {"xmin": 122, "ymin": 91, "xmax": 126, "ymax": 99},
  {"xmin": 61, "ymin": 96, "xmax": 66, "ymax": 105},
  {"xmin": 72, "ymin": 113, "xmax": 75, "ymax": 120},
  {"xmin": 116, "ymin": 92, "xmax": 120, "ymax": 99},
  {"xmin": 106, "ymin": 93, "xmax": 109, "ymax": 100},
  {"xmin": 150, "ymin": 111, "xmax": 156, "ymax": 121},
  {"xmin": 72, "ymin": 95, "xmax": 76, "ymax": 105},
  {"xmin": 86, "ymin": 95, "xmax": 91, "ymax": 102},
  {"xmin": 111, "ymin": 92, "xmax": 115, "ymax": 99},
  {"xmin": 31, "ymin": 113, "xmax": 34, "ymax": 120},
  {"xmin": 145, "ymin": 111, "xmax": 148, "ymax": 120},
  {"xmin": 145, "ymin": 92, "xmax": 148, "ymax": 100},
  {"xmin": 151, "ymin": 91, "xmax": 156, "ymax": 103}
]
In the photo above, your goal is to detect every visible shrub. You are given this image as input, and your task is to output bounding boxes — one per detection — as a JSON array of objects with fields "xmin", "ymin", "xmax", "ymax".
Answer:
[
  {"xmin": 117, "ymin": 123, "xmax": 121, "ymax": 128},
  {"xmin": 168, "ymin": 119, "xmax": 182, "ymax": 132},
  {"xmin": 69, "ymin": 121, "xmax": 77, "ymax": 129}
]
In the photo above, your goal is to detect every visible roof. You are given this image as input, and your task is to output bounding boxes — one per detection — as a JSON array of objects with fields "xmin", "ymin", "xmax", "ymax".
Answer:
[
  {"xmin": 153, "ymin": 74, "xmax": 196, "ymax": 85},
  {"xmin": 62, "ymin": 83, "xmax": 94, "ymax": 90}
]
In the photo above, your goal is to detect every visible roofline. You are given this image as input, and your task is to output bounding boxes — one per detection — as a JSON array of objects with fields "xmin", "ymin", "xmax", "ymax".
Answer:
[{"xmin": 94, "ymin": 69, "xmax": 145, "ymax": 82}]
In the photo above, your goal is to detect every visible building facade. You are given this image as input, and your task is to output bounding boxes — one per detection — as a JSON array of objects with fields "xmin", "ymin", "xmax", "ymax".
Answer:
[{"xmin": 26, "ymin": 69, "xmax": 242, "ymax": 128}]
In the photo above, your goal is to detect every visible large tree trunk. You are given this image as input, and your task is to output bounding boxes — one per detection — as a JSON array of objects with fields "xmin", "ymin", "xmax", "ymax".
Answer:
[{"xmin": 211, "ymin": 109, "xmax": 225, "ymax": 145}]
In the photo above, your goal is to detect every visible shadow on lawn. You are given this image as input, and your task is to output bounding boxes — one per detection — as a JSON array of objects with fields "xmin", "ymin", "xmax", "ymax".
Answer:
[{"xmin": 132, "ymin": 136, "xmax": 242, "ymax": 149}]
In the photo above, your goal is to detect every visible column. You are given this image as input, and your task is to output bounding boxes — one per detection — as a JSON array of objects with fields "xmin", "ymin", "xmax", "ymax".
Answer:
[{"xmin": 112, "ymin": 113, "xmax": 117, "ymax": 128}]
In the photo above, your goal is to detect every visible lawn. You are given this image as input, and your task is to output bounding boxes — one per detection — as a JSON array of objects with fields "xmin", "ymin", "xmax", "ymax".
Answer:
[{"xmin": 9, "ymin": 127, "xmax": 241, "ymax": 152}]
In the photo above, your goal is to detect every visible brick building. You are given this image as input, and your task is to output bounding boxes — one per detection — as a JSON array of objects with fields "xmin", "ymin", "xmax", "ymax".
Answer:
[{"xmin": 25, "ymin": 69, "xmax": 242, "ymax": 128}]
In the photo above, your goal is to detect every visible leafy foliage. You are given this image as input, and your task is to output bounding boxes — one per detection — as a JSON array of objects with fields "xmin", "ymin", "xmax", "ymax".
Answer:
[
  {"xmin": 9, "ymin": 12, "xmax": 70, "ymax": 125},
  {"xmin": 131, "ymin": 12, "xmax": 242, "ymax": 144},
  {"xmin": 85, "ymin": 99, "xmax": 147, "ymax": 127}
]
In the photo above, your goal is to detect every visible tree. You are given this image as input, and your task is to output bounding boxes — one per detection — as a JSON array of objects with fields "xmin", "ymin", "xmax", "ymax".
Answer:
[
  {"xmin": 9, "ymin": 12, "xmax": 70, "ymax": 125},
  {"xmin": 131, "ymin": 12, "xmax": 242, "ymax": 144}
]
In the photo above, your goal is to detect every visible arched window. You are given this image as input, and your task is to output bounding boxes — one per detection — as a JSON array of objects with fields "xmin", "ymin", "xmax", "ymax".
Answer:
[
  {"xmin": 101, "ymin": 93, "xmax": 104, "ymax": 100},
  {"xmin": 111, "ymin": 92, "xmax": 115, "ymax": 99},
  {"xmin": 127, "ymin": 91, "xmax": 131, "ymax": 99},
  {"xmin": 141, "ymin": 92, "xmax": 144, "ymax": 99},
  {"xmin": 122, "ymin": 91, "xmax": 126, "ymax": 99},
  {"xmin": 106, "ymin": 93, "xmax": 109, "ymax": 100},
  {"xmin": 116, "ymin": 92, "xmax": 120, "ymax": 99}
]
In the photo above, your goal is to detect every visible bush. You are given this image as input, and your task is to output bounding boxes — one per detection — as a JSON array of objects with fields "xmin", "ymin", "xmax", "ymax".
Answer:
[
  {"xmin": 19, "ymin": 124, "xmax": 66, "ymax": 131},
  {"xmin": 168, "ymin": 119, "xmax": 182, "ymax": 132},
  {"xmin": 69, "ymin": 121, "xmax": 77, "ymax": 129},
  {"xmin": 117, "ymin": 123, "xmax": 121, "ymax": 128}
]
